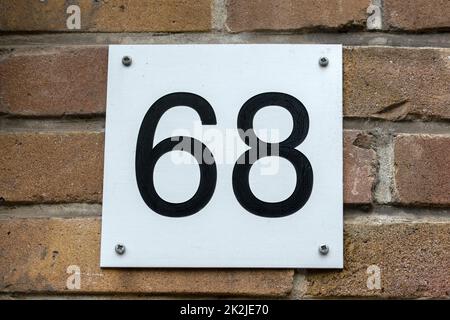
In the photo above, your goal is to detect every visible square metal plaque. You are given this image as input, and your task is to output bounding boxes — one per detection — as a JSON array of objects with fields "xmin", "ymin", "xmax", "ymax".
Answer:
[{"xmin": 101, "ymin": 44, "xmax": 343, "ymax": 268}]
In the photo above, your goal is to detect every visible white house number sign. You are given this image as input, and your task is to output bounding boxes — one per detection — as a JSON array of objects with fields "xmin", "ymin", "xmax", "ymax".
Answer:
[{"xmin": 101, "ymin": 45, "xmax": 343, "ymax": 268}]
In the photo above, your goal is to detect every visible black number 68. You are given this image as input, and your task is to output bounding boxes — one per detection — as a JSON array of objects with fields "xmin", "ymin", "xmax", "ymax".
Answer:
[{"xmin": 135, "ymin": 92, "xmax": 313, "ymax": 218}]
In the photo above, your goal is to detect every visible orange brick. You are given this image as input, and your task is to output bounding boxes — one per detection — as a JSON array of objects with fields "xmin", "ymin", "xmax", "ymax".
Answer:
[
  {"xmin": 305, "ymin": 219, "xmax": 450, "ymax": 298},
  {"xmin": 0, "ymin": 47, "xmax": 107, "ymax": 116},
  {"xmin": 0, "ymin": 217, "xmax": 293, "ymax": 296},
  {"xmin": 0, "ymin": 0, "xmax": 211, "ymax": 32},
  {"xmin": 0, "ymin": 132, "xmax": 104, "ymax": 204}
]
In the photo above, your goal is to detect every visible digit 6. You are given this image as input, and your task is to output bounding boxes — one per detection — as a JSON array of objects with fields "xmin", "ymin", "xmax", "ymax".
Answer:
[{"xmin": 135, "ymin": 92, "xmax": 217, "ymax": 218}]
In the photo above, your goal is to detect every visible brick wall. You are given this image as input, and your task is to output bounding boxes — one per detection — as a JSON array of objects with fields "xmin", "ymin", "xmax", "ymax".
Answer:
[{"xmin": 0, "ymin": 0, "xmax": 449, "ymax": 299}]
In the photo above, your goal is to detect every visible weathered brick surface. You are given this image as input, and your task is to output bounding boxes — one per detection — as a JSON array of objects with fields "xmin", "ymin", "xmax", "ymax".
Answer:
[
  {"xmin": 344, "ymin": 47, "xmax": 450, "ymax": 120},
  {"xmin": 0, "ymin": 0, "xmax": 211, "ymax": 32},
  {"xmin": 0, "ymin": 131, "xmax": 373, "ymax": 205},
  {"xmin": 305, "ymin": 219, "xmax": 450, "ymax": 298},
  {"xmin": 344, "ymin": 131, "xmax": 376, "ymax": 205},
  {"xmin": 0, "ymin": 217, "xmax": 293, "ymax": 296},
  {"xmin": 227, "ymin": 0, "xmax": 370, "ymax": 32},
  {"xmin": 393, "ymin": 135, "xmax": 450, "ymax": 206},
  {"xmin": 0, "ymin": 0, "xmax": 449, "ymax": 301},
  {"xmin": 226, "ymin": 0, "xmax": 370, "ymax": 32},
  {"xmin": 2, "ymin": 217, "xmax": 448, "ymax": 298},
  {"xmin": 0, "ymin": 47, "xmax": 107, "ymax": 117},
  {"xmin": 2, "ymin": 46, "xmax": 449, "ymax": 121},
  {"xmin": 0, "ymin": 132, "xmax": 104, "ymax": 204},
  {"xmin": 384, "ymin": 0, "xmax": 450, "ymax": 31}
]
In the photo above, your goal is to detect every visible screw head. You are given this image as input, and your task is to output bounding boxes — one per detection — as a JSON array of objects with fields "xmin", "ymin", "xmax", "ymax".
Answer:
[
  {"xmin": 122, "ymin": 56, "xmax": 132, "ymax": 67},
  {"xmin": 115, "ymin": 244, "xmax": 126, "ymax": 255},
  {"xmin": 319, "ymin": 244, "xmax": 329, "ymax": 255},
  {"xmin": 319, "ymin": 57, "xmax": 329, "ymax": 67}
]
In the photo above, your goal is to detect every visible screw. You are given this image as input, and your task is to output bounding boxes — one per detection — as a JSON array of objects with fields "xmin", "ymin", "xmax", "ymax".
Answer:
[
  {"xmin": 319, "ymin": 244, "xmax": 329, "ymax": 255},
  {"xmin": 319, "ymin": 57, "xmax": 329, "ymax": 67},
  {"xmin": 122, "ymin": 56, "xmax": 132, "ymax": 67},
  {"xmin": 115, "ymin": 244, "xmax": 126, "ymax": 255}
]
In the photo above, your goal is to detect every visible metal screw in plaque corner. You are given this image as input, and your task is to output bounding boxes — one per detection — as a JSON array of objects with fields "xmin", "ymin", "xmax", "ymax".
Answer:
[
  {"xmin": 319, "ymin": 56, "xmax": 329, "ymax": 67},
  {"xmin": 319, "ymin": 244, "xmax": 329, "ymax": 255},
  {"xmin": 115, "ymin": 244, "xmax": 126, "ymax": 255},
  {"xmin": 122, "ymin": 56, "xmax": 132, "ymax": 67}
]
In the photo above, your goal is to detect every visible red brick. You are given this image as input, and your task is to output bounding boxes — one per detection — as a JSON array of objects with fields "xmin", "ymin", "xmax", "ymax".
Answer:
[
  {"xmin": 0, "ymin": 0, "xmax": 211, "ymax": 32},
  {"xmin": 0, "ymin": 132, "xmax": 104, "ymax": 204},
  {"xmin": 0, "ymin": 217, "xmax": 293, "ymax": 296},
  {"xmin": 344, "ymin": 131, "xmax": 377, "ymax": 205},
  {"xmin": 305, "ymin": 218, "xmax": 450, "ymax": 298},
  {"xmin": 344, "ymin": 47, "xmax": 450, "ymax": 120},
  {"xmin": 226, "ymin": 0, "xmax": 370, "ymax": 32},
  {"xmin": 0, "ymin": 47, "xmax": 107, "ymax": 116},
  {"xmin": 393, "ymin": 135, "xmax": 450, "ymax": 206},
  {"xmin": 385, "ymin": 0, "xmax": 450, "ymax": 31}
]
